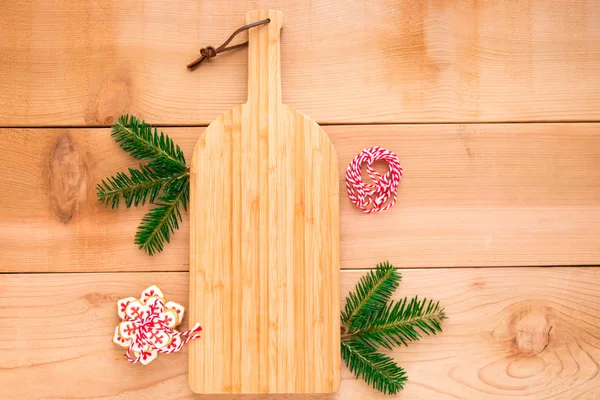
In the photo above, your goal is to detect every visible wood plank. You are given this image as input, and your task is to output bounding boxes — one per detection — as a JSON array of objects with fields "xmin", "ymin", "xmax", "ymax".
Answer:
[
  {"xmin": 1, "ymin": 268, "xmax": 599, "ymax": 399},
  {"xmin": 1, "ymin": 1, "xmax": 600, "ymax": 126},
  {"xmin": 2, "ymin": 124, "xmax": 600, "ymax": 272},
  {"xmin": 189, "ymin": 10, "xmax": 340, "ymax": 393}
]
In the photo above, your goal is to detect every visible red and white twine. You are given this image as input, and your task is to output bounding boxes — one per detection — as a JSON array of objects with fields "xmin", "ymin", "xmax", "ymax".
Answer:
[
  {"xmin": 125, "ymin": 308, "xmax": 202, "ymax": 364},
  {"xmin": 345, "ymin": 147, "xmax": 403, "ymax": 213},
  {"xmin": 113, "ymin": 285, "xmax": 202, "ymax": 365}
]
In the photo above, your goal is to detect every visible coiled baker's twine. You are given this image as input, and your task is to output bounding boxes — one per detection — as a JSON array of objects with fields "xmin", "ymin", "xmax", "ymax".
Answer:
[{"xmin": 345, "ymin": 147, "xmax": 403, "ymax": 213}]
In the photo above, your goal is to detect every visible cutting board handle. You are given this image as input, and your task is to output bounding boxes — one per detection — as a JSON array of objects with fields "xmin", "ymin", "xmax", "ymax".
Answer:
[{"xmin": 246, "ymin": 10, "xmax": 283, "ymax": 109}]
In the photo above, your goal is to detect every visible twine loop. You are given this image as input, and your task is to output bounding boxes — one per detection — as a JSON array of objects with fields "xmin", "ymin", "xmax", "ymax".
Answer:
[{"xmin": 345, "ymin": 147, "xmax": 403, "ymax": 213}]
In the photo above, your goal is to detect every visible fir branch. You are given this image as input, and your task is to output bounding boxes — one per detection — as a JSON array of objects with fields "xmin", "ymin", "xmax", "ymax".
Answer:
[
  {"xmin": 340, "ymin": 263, "xmax": 446, "ymax": 395},
  {"xmin": 341, "ymin": 261, "xmax": 401, "ymax": 329},
  {"xmin": 134, "ymin": 175, "xmax": 189, "ymax": 255},
  {"xmin": 96, "ymin": 115, "xmax": 191, "ymax": 255},
  {"xmin": 111, "ymin": 115, "xmax": 187, "ymax": 168},
  {"xmin": 96, "ymin": 164, "xmax": 188, "ymax": 209},
  {"xmin": 341, "ymin": 340, "xmax": 407, "ymax": 395},
  {"xmin": 349, "ymin": 297, "xmax": 446, "ymax": 350}
]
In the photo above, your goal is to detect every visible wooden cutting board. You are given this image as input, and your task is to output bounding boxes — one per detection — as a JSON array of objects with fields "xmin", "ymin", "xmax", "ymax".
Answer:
[{"xmin": 189, "ymin": 9, "xmax": 340, "ymax": 394}]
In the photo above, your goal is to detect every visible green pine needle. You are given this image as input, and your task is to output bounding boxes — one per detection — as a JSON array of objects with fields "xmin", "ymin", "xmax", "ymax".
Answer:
[
  {"xmin": 135, "ymin": 176, "xmax": 189, "ymax": 255},
  {"xmin": 349, "ymin": 297, "xmax": 446, "ymax": 350},
  {"xmin": 341, "ymin": 261, "xmax": 401, "ymax": 329},
  {"xmin": 111, "ymin": 115, "xmax": 187, "ymax": 168},
  {"xmin": 341, "ymin": 262, "xmax": 446, "ymax": 395},
  {"xmin": 97, "ymin": 115, "xmax": 191, "ymax": 255},
  {"xmin": 96, "ymin": 164, "xmax": 188, "ymax": 209},
  {"xmin": 341, "ymin": 340, "xmax": 407, "ymax": 395}
]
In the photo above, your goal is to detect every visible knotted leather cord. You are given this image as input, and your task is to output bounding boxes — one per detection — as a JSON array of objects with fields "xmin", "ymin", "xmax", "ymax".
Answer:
[{"xmin": 187, "ymin": 18, "xmax": 271, "ymax": 70}]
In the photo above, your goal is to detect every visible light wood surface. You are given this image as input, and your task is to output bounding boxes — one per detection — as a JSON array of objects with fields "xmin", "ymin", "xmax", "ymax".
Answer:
[
  {"xmin": 2, "ymin": 124, "xmax": 599, "ymax": 273},
  {"xmin": 2, "ymin": 1, "xmax": 600, "ymax": 399},
  {"xmin": 189, "ymin": 10, "xmax": 340, "ymax": 393},
  {"xmin": 1, "ymin": 0, "xmax": 600, "ymax": 126},
  {"xmin": 1, "ymin": 268, "xmax": 599, "ymax": 399}
]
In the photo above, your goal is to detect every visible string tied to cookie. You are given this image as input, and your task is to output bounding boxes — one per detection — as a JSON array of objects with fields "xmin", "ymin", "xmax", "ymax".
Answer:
[
  {"xmin": 187, "ymin": 18, "xmax": 271, "ymax": 70},
  {"xmin": 113, "ymin": 285, "xmax": 202, "ymax": 365},
  {"xmin": 123, "ymin": 297, "xmax": 202, "ymax": 364},
  {"xmin": 346, "ymin": 147, "xmax": 403, "ymax": 213}
]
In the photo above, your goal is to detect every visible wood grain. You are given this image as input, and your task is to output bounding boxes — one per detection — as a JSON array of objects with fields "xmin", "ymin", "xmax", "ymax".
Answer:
[
  {"xmin": 2, "ymin": 123, "xmax": 600, "ymax": 272},
  {"xmin": 1, "ymin": 268, "xmax": 599, "ymax": 399},
  {"xmin": 189, "ymin": 10, "xmax": 339, "ymax": 393},
  {"xmin": 1, "ymin": 0, "xmax": 600, "ymax": 126}
]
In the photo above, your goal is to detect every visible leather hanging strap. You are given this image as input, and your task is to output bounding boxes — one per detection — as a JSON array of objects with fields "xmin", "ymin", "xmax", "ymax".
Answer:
[{"xmin": 187, "ymin": 18, "xmax": 271, "ymax": 71}]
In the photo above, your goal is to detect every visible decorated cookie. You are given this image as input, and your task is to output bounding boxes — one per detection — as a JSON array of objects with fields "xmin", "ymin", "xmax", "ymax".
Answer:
[{"xmin": 113, "ymin": 285, "xmax": 202, "ymax": 365}]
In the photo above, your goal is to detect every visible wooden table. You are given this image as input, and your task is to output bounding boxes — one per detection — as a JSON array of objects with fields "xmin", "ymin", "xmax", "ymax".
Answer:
[{"xmin": 1, "ymin": 1, "xmax": 599, "ymax": 399}]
